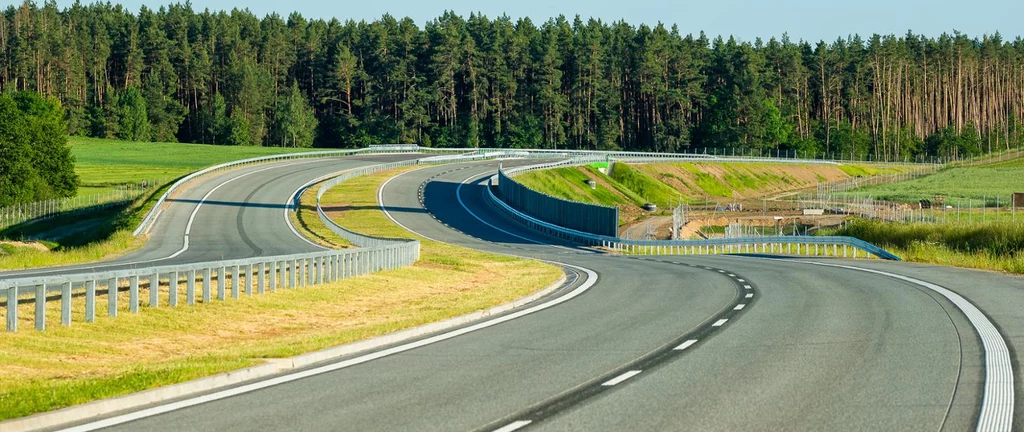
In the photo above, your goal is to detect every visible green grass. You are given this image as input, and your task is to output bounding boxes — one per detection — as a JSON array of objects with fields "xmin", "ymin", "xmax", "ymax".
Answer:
[
  {"xmin": 0, "ymin": 166, "xmax": 562, "ymax": 421},
  {"xmin": 608, "ymin": 163, "xmax": 685, "ymax": 207},
  {"xmin": 514, "ymin": 166, "xmax": 638, "ymax": 208},
  {"xmin": 71, "ymin": 137, "xmax": 320, "ymax": 196},
  {"xmin": 823, "ymin": 219, "xmax": 1024, "ymax": 274},
  {"xmin": 844, "ymin": 156, "xmax": 1024, "ymax": 203},
  {"xmin": 679, "ymin": 164, "xmax": 732, "ymax": 197}
]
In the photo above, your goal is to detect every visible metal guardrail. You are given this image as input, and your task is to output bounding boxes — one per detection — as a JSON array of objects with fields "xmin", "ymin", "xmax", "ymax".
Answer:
[
  {"xmin": 1, "ymin": 243, "xmax": 419, "ymax": 332},
  {"xmin": 485, "ymin": 173, "xmax": 901, "ymax": 261},
  {"xmin": 1, "ymin": 154, "xmax": 440, "ymax": 333}
]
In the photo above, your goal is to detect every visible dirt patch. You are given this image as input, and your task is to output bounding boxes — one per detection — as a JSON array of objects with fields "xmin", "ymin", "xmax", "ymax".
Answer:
[{"xmin": 0, "ymin": 241, "xmax": 50, "ymax": 252}]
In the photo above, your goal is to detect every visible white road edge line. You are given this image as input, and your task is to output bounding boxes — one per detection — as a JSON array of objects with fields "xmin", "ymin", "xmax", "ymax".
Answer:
[
  {"xmin": 673, "ymin": 339, "xmax": 698, "ymax": 351},
  {"xmin": 712, "ymin": 319, "xmax": 728, "ymax": 327},
  {"xmin": 782, "ymin": 259, "xmax": 1015, "ymax": 432},
  {"xmin": 602, "ymin": 370, "xmax": 642, "ymax": 387},
  {"xmin": 61, "ymin": 264, "xmax": 599, "ymax": 432},
  {"xmin": 493, "ymin": 420, "xmax": 532, "ymax": 432},
  {"xmin": 60, "ymin": 164, "xmax": 602, "ymax": 432}
]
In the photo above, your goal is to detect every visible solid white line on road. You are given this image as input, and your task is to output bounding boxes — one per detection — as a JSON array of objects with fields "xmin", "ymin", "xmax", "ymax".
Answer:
[
  {"xmin": 712, "ymin": 319, "xmax": 728, "ymax": 327},
  {"xmin": 60, "ymin": 264, "xmax": 600, "ymax": 432},
  {"xmin": 745, "ymin": 293, "xmax": 754, "ymax": 299},
  {"xmin": 673, "ymin": 339, "xmax": 698, "ymax": 351},
  {"xmin": 734, "ymin": 304, "xmax": 746, "ymax": 311},
  {"xmin": 780, "ymin": 259, "xmax": 1016, "ymax": 432},
  {"xmin": 493, "ymin": 420, "xmax": 532, "ymax": 432},
  {"xmin": 602, "ymin": 370, "xmax": 642, "ymax": 387},
  {"xmin": 744, "ymin": 285, "xmax": 752, "ymax": 290}
]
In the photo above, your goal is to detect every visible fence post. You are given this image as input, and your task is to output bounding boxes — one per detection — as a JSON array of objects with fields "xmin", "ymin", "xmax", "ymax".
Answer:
[
  {"xmin": 85, "ymin": 280, "xmax": 96, "ymax": 323},
  {"xmin": 35, "ymin": 285, "xmax": 46, "ymax": 331},
  {"xmin": 108, "ymin": 277, "xmax": 118, "ymax": 317}
]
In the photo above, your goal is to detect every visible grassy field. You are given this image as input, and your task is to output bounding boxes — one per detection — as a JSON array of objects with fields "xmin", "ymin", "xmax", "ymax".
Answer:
[
  {"xmin": 0, "ymin": 167, "xmax": 561, "ymax": 421},
  {"xmin": 844, "ymin": 156, "xmax": 1024, "ymax": 204},
  {"xmin": 70, "ymin": 137, "xmax": 319, "ymax": 196},
  {"xmin": 0, "ymin": 139, "xmax": 324, "ymax": 269},
  {"xmin": 824, "ymin": 219, "xmax": 1024, "ymax": 274},
  {"xmin": 515, "ymin": 161, "xmax": 912, "ymax": 223}
]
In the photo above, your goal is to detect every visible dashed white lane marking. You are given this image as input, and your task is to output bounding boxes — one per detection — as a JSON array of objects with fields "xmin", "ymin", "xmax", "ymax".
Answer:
[
  {"xmin": 737, "ymin": 279, "xmax": 745, "ymax": 282},
  {"xmin": 673, "ymin": 339, "xmax": 699, "ymax": 351},
  {"xmin": 712, "ymin": 319, "xmax": 728, "ymax": 327},
  {"xmin": 493, "ymin": 420, "xmax": 532, "ymax": 432},
  {"xmin": 734, "ymin": 304, "xmax": 746, "ymax": 311},
  {"xmin": 704, "ymin": 267, "xmax": 713, "ymax": 270},
  {"xmin": 745, "ymin": 293, "xmax": 754, "ymax": 299},
  {"xmin": 718, "ymin": 270, "xmax": 726, "ymax": 273},
  {"xmin": 743, "ymin": 285, "xmax": 752, "ymax": 290},
  {"xmin": 728, "ymin": 274, "xmax": 736, "ymax": 277},
  {"xmin": 602, "ymin": 370, "xmax": 642, "ymax": 387}
]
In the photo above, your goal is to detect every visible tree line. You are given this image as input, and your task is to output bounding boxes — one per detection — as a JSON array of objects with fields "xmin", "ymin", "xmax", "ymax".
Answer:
[{"xmin": 2, "ymin": 1, "xmax": 1023, "ymax": 160}]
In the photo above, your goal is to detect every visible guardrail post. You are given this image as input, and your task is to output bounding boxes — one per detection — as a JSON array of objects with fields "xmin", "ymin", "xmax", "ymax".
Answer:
[
  {"xmin": 290, "ymin": 260, "xmax": 297, "ymax": 289},
  {"xmin": 6, "ymin": 285, "xmax": 16, "ymax": 332},
  {"xmin": 231, "ymin": 265, "xmax": 240, "ymax": 299},
  {"xmin": 169, "ymin": 272, "xmax": 178, "ymax": 307},
  {"xmin": 150, "ymin": 272, "xmax": 160, "ymax": 307},
  {"xmin": 843, "ymin": 245, "xmax": 848, "ymax": 258},
  {"xmin": 108, "ymin": 277, "xmax": 118, "ymax": 317},
  {"xmin": 258, "ymin": 263, "xmax": 266, "ymax": 294},
  {"xmin": 187, "ymin": 270, "xmax": 196, "ymax": 305},
  {"xmin": 269, "ymin": 262, "xmax": 277, "ymax": 292},
  {"xmin": 853, "ymin": 248, "xmax": 858, "ymax": 259},
  {"xmin": 304, "ymin": 258, "xmax": 312, "ymax": 286},
  {"xmin": 833, "ymin": 244, "xmax": 838, "ymax": 256},
  {"xmin": 85, "ymin": 280, "xmax": 96, "ymax": 323},
  {"xmin": 61, "ymin": 282, "xmax": 72, "ymax": 327},
  {"xmin": 129, "ymin": 276, "xmax": 139, "ymax": 313},
  {"xmin": 35, "ymin": 285, "xmax": 46, "ymax": 331},
  {"xmin": 203, "ymin": 268, "xmax": 212, "ymax": 303},
  {"xmin": 217, "ymin": 267, "xmax": 226, "ymax": 301},
  {"xmin": 316, "ymin": 257, "xmax": 323, "ymax": 285},
  {"xmin": 244, "ymin": 264, "xmax": 252, "ymax": 296}
]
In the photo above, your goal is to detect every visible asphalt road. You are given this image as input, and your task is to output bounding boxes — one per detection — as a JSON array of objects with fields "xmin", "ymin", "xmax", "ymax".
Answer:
[
  {"xmin": 0, "ymin": 154, "xmax": 419, "ymax": 280},
  {"xmin": 56, "ymin": 159, "xmax": 1021, "ymax": 431}
]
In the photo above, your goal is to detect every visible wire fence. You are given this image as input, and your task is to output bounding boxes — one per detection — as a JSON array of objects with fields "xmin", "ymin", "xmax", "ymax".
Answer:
[{"xmin": 0, "ymin": 179, "xmax": 166, "ymax": 231}]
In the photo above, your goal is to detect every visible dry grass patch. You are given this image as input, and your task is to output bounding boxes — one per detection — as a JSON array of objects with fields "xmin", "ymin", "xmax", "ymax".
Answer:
[{"xmin": 0, "ymin": 166, "xmax": 561, "ymax": 421}]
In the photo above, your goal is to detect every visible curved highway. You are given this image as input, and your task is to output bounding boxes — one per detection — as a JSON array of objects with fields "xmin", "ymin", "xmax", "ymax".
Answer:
[{"xmin": 15, "ymin": 157, "xmax": 1021, "ymax": 431}]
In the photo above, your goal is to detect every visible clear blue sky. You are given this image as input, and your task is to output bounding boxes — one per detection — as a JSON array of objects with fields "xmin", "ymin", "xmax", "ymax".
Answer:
[{"xmin": 60, "ymin": 0, "xmax": 1023, "ymax": 42}]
